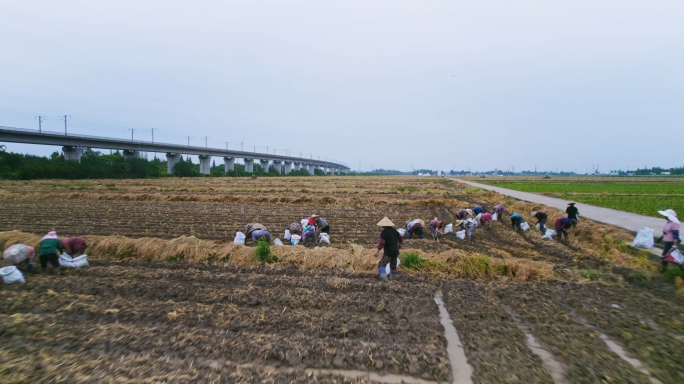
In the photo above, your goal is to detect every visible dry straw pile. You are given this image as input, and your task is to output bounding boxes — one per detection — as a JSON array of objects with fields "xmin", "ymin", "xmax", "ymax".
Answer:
[{"xmin": 0, "ymin": 230, "xmax": 554, "ymax": 282}]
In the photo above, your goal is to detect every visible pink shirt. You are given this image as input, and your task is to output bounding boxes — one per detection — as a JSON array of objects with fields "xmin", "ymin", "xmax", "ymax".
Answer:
[
  {"xmin": 480, "ymin": 213, "xmax": 493, "ymax": 224},
  {"xmin": 663, "ymin": 221, "xmax": 680, "ymax": 242}
]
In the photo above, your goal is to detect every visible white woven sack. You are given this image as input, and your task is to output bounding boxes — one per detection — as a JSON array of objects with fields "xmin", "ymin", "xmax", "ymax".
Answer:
[
  {"xmin": 520, "ymin": 222, "xmax": 530, "ymax": 231},
  {"xmin": 631, "ymin": 227, "xmax": 654, "ymax": 249},
  {"xmin": 234, "ymin": 231, "xmax": 246, "ymax": 245},
  {"xmin": 59, "ymin": 254, "xmax": 89, "ymax": 268},
  {"xmin": 284, "ymin": 230, "xmax": 291, "ymax": 240},
  {"xmin": 0, "ymin": 266, "xmax": 25, "ymax": 284},
  {"xmin": 541, "ymin": 229, "xmax": 555, "ymax": 240},
  {"xmin": 444, "ymin": 223, "xmax": 454, "ymax": 234},
  {"xmin": 290, "ymin": 234, "xmax": 301, "ymax": 245},
  {"xmin": 492, "ymin": 213, "xmax": 498, "ymax": 221},
  {"xmin": 273, "ymin": 238, "xmax": 283, "ymax": 246},
  {"xmin": 385, "ymin": 257, "xmax": 401, "ymax": 272},
  {"xmin": 397, "ymin": 228, "xmax": 406, "ymax": 237},
  {"xmin": 319, "ymin": 233, "xmax": 331, "ymax": 244}
]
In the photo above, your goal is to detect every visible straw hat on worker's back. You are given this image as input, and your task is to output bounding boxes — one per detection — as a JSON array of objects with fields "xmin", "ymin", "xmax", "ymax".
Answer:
[{"xmin": 377, "ymin": 216, "xmax": 395, "ymax": 227}]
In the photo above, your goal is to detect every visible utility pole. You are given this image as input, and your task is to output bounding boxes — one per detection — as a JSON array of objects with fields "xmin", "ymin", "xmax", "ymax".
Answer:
[
  {"xmin": 186, "ymin": 136, "xmax": 191, "ymax": 147},
  {"xmin": 241, "ymin": 142, "xmax": 244, "ymax": 151},
  {"xmin": 253, "ymin": 146, "xmax": 256, "ymax": 153},
  {"xmin": 151, "ymin": 128, "xmax": 157, "ymax": 143},
  {"xmin": 129, "ymin": 128, "xmax": 136, "ymax": 141},
  {"xmin": 225, "ymin": 142, "xmax": 230, "ymax": 150},
  {"xmin": 266, "ymin": 146, "xmax": 269, "ymax": 154},
  {"xmin": 204, "ymin": 136, "xmax": 208, "ymax": 148},
  {"xmin": 61, "ymin": 115, "xmax": 71, "ymax": 135},
  {"xmin": 35, "ymin": 116, "xmax": 46, "ymax": 133}
]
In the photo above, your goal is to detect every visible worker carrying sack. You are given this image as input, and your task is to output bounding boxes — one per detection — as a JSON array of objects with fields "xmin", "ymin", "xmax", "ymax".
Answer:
[
  {"xmin": 234, "ymin": 232, "xmax": 246, "ymax": 245},
  {"xmin": 631, "ymin": 227, "xmax": 654, "ymax": 249},
  {"xmin": 444, "ymin": 223, "xmax": 454, "ymax": 234},
  {"xmin": 59, "ymin": 254, "xmax": 89, "ymax": 268},
  {"xmin": 0, "ymin": 266, "xmax": 25, "ymax": 284}
]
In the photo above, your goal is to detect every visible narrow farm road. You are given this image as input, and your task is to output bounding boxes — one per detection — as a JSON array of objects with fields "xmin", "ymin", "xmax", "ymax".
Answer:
[{"xmin": 450, "ymin": 178, "xmax": 667, "ymax": 237}]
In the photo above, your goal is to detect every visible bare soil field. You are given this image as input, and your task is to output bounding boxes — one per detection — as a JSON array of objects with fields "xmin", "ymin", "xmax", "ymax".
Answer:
[{"xmin": 1, "ymin": 177, "xmax": 683, "ymax": 383}]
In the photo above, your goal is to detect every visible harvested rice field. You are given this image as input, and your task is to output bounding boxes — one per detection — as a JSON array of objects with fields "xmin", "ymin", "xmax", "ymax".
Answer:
[{"xmin": 1, "ymin": 176, "xmax": 683, "ymax": 383}]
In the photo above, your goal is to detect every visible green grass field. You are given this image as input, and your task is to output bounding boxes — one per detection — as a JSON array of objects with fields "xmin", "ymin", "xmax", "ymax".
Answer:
[{"xmin": 478, "ymin": 178, "xmax": 684, "ymax": 217}]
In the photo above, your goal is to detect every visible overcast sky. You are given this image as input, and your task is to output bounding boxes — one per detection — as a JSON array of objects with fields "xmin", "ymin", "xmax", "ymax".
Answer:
[{"xmin": 1, "ymin": 0, "xmax": 683, "ymax": 173}]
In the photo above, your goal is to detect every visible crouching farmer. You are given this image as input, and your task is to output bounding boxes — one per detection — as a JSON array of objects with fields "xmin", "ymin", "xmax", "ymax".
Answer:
[
  {"xmin": 374, "ymin": 217, "xmax": 402, "ymax": 282},
  {"xmin": 62, "ymin": 236, "xmax": 87, "ymax": 257},
  {"xmin": 38, "ymin": 231, "xmax": 63, "ymax": 276},
  {"xmin": 245, "ymin": 223, "xmax": 270, "ymax": 244},
  {"xmin": 3, "ymin": 244, "xmax": 36, "ymax": 273}
]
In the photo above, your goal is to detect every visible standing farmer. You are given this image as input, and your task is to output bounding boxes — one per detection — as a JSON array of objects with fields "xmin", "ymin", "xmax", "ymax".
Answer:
[
  {"xmin": 38, "ymin": 231, "xmax": 63, "ymax": 276},
  {"xmin": 658, "ymin": 209, "xmax": 681, "ymax": 273},
  {"xmin": 566, "ymin": 203, "xmax": 580, "ymax": 228},
  {"xmin": 530, "ymin": 211, "xmax": 548, "ymax": 234},
  {"xmin": 374, "ymin": 217, "xmax": 402, "ymax": 282}
]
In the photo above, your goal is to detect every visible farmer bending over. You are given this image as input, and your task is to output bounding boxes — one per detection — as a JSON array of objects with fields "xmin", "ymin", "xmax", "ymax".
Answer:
[
  {"xmin": 510, "ymin": 213, "xmax": 523, "ymax": 232},
  {"xmin": 473, "ymin": 206, "xmax": 486, "ymax": 216},
  {"xmin": 374, "ymin": 217, "xmax": 402, "ymax": 282},
  {"xmin": 38, "ymin": 231, "xmax": 63, "ymax": 276},
  {"xmin": 245, "ymin": 223, "xmax": 270, "ymax": 244},
  {"xmin": 429, "ymin": 218, "xmax": 445, "ymax": 241},
  {"xmin": 455, "ymin": 209, "xmax": 473, "ymax": 220},
  {"xmin": 555, "ymin": 218, "xmax": 572, "ymax": 241},
  {"xmin": 478, "ymin": 212, "xmax": 494, "ymax": 229},
  {"xmin": 3, "ymin": 244, "xmax": 36, "ymax": 273},
  {"xmin": 492, "ymin": 205, "xmax": 505, "ymax": 217},
  {"xmin": 62, "ymin": 236, "xmax": 87, "ymax": 257},
  {"xmin": 530, "ymin": 211, "xmax": 548, "ymax": 234},
  {"xmin": 405, "ymin": 219, "xmax": 425, "ymax": 239}
]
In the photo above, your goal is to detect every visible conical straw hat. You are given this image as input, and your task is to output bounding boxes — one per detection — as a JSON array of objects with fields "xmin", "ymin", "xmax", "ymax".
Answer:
[{"xmin": 377, "ymin": 216, "xmax": 395, "ymax": 227}]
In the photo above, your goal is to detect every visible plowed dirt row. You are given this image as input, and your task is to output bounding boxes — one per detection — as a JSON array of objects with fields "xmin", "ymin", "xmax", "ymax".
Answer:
[{"xmin": 2, "ymin": 261, "xmax": 683, "ymax": 383}]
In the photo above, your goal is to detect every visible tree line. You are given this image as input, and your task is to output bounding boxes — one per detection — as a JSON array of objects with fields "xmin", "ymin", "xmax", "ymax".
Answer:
[{"xmin": 0, "ymin": 149, "xmax": 326, "ymax": 179}]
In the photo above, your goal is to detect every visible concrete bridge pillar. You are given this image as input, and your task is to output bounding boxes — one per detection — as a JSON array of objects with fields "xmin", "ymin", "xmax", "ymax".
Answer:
[
  {"xmin": 62, "ymin": 146, "xmax": 84, "ymax": 162},
  {"xmin": 224, "ymin": 157, "xmax": 235, "ymax": 172},
  {"xmin": 123, "ymin": 149, "xmax": 139, "ymax": 161},
  {"xmin": 284, "ymin": 161, "xmax": 292, "ymax": 174},
  {"xmin": 294, "ymin": 162, "xmax": 301, "ymax": 172},
  {"xmin": 272, "ymin": 160, "xmax": 282, "ymax": 174},
  {"xmin": 259, "ymin": 159, "xmax": 270, "ymax": 173},
  {"xmin": 308, "ymin": 163, "xmax": 315, "ymax": 174},
  {"xmin": 244, "ymin": 158, "xmax": 254, "ymax": 173},
  {"xmin": 166, "ymin": 153, "xmax": 180, "ymax": 174},
  {"xmin": 199, "ymin": 155, "xmax": 211, "ymax": 175}
]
